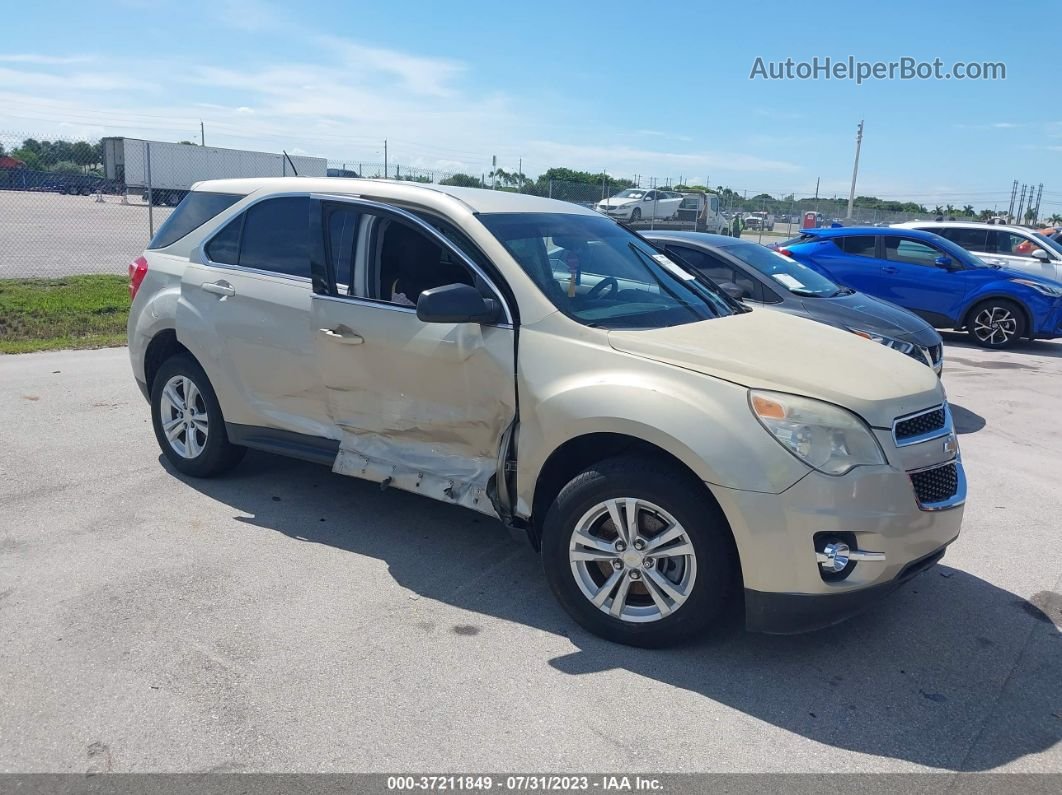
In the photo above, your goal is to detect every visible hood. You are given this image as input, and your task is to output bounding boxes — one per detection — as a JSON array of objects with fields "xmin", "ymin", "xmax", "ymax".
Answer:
[
  {"xmin": 607, "ymin": 309, "xmax": 943, "ymax": 429},
  {"xmin": 799, "ymin": 293, "xmax": 942, "ymax": 348}
]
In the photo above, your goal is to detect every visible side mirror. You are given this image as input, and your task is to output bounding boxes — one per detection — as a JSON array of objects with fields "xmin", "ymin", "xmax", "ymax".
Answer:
[
  {"xmin": 416, "ymin": 283, "xmax": 501, "ymax": 324},
  {"xmin": 934, "ymin": 255, "xmax": 955, "ymax": 269},
  {"xmin": 720, "ymin": 281, "xmax": 748, "ymax": 300},
  {"xmin": 1031, "ymin": 249, "xmax": 1051, "ymax": 262}
]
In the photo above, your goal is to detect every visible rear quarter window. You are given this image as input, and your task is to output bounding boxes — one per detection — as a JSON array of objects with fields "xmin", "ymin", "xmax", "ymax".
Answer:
[{"xmin": 147, "ymin": 191, "xmax": 242, "ymax": 249}]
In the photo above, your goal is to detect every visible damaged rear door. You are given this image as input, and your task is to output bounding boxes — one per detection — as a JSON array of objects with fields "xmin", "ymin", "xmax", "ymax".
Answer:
[{"xmin": 308, "ymin": 195, "xmax": 517, "ymax": 517}]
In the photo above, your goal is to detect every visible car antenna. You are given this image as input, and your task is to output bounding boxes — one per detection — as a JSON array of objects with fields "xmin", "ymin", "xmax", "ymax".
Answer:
[{"xmin": 282, "ymin": 150, "xmax": 299, "ymax": 177}]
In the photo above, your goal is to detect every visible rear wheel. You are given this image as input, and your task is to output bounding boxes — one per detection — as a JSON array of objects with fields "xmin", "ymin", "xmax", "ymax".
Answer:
[
  {"xmin": 540, "ymin": 456, "xmax": 737, "ymax": 647},
  {"xmin": 967, "ymin": 299, "xmax": 1025, "ymax": 349},
  {"xmin": 150, "ymin": 355, "xmax": 245, "ymax": 477}
]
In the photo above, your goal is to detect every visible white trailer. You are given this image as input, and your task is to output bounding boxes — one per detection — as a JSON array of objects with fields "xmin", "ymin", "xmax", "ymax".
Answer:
[{"xmin": 102, "ymin": 137, "xmax": 328, "ymax": 205}]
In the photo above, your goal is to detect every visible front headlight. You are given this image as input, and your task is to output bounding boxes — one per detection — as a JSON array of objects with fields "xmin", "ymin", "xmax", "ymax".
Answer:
[
  {"xmin": 1010, "ymin": 278, "xmax": 1062, "ymax": 297},
  {"xmin": 749, "ymin": 390, "xmax": 887, "ymax": 476},
  {"xmin": 847, "ymin": 327, "xmax": 915, "ymax": 354}
]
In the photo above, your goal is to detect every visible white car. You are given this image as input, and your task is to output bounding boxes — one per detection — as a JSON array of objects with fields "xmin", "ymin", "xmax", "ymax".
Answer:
[
  {"xmin": 893, "ymin": 221, "xmax": 1062, "ymax": 283},
  {"xmin": 596, "ymin": 189, "xmax": 682, "ymax": 221},
  {"xmin": 745, "ymin": 212, "xmax": 775, "ymax": 231}
]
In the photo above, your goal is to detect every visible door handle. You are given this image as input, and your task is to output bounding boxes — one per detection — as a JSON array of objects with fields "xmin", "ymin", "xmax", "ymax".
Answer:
[
  {"xmin": 319, "ymin": 327, "xmax": 364, "ymax": 345},
  {"xmin": 881, "ymin": 266, "xmax": 898, "ymax": 274},
  {"xmin": 201, "ymin": 281, "xmax": 235, "ymax": 297}
]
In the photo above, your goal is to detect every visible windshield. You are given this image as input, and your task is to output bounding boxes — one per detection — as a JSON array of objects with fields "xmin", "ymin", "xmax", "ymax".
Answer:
[
  {"xmin": 479, "ymin": 213, "xmax": 737, "ymax": 329},
  {"xmin": 613, "ymin": 190, "xmax": 644, "ymax": 199},
  {"xmin": 718, "ymin": 242, "xmax": 842, "ymax": 297}
]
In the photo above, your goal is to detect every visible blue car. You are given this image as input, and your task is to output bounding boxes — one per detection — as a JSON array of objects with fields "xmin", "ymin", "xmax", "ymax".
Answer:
[{"xmin": 778, "ymin": 227, "xmax": 1062, "ymax": 349}]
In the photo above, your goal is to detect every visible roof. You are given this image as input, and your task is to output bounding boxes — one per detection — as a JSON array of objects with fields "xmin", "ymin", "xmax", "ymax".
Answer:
[
  {"xmin": 894, "ymin": 220, "xmax": 1037, "ymax": 234},
  {"xmin": 798, "ymin": 226, "xmax": 950, "ymax": 243},
  {"xmin": 190, "ymin": 177, "xmax": 598, "ymax": 216},
  {"xmin": 642, "ymin": 230, "xmax": 744, "ymax": 246},
  {"xmin": 0, "ymin": 155, "xmax": 25, "ymax": 169}
]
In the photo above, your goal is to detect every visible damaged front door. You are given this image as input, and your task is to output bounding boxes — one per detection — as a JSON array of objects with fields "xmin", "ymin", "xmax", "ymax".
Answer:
[{"xmin": 309, "ymin": 195, "xmax": 516, "ymax": 517}]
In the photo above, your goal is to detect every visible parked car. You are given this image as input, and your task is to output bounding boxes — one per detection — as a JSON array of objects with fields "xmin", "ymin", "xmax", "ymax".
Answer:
[
  {"xmin": 644, "ymin": 232, "xmax": 944, "ymax": 374},
  {"xmin": 744, "ymin": 211, "xmax": 775, "ymax": 231},
  {"xmin": 595, "ymin": 188, "xmax": 682, "ymax": 221},
  {"xmin": 129, "ymin": 179, "xmax": 964, "ymax": 646},
  {"xmin": 894, "ymin": 221, "xmax": 1062, "ymax": 284},
  {"xmin": 779, "ymin": 227, "xmax": 1062, "ymax": 349}
]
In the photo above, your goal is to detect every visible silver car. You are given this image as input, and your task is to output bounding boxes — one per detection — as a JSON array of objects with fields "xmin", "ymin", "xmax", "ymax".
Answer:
[{"xmin": 894, "ymin": 221, "xmax": 1062, "ymax": 283}]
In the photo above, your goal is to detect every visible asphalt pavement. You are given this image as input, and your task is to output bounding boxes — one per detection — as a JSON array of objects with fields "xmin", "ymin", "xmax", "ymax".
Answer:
[{"xmin": 1, "ymin": 340, "xmax": 1060, "ymax": 773}]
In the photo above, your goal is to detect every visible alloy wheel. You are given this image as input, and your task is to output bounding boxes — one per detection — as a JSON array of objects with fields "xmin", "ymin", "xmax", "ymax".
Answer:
[
  {"xmin": 568, "ymin": 497, "xmax": 697, "ymax": 623},
  {"xmin": 158, "ymin": 375, "xmax": 209, "ymax": 459},
  {"xmin": 972, "ymin": 306, "xmax": 1018, "ymax": 347}
]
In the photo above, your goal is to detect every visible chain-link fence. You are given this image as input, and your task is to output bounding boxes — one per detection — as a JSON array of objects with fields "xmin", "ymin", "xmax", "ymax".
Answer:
[{"xmin": 0, "ymin": 129, "xmax": 999, "ymax": 279}]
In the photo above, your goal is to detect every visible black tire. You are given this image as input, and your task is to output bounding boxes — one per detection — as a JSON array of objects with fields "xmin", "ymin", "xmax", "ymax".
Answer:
[
  {"xmin": 630, "ymin": 208, "xmax": 642, "ymax": 221},
  {"xmin": 540, "ymin": 456, "xmax": 737, "ymax": 647},
  {"xmin": 966, "ymin": 298, "xmax": 1026, "ymax": 349},
  {"xmin": 150, "ymin": 354, "xmax": 245, "ymax": 477}
]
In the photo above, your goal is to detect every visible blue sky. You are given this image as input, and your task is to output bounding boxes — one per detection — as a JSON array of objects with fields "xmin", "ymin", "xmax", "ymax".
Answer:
[{"xmin": 1, "ymin": 0, "xmax": 1057, "ymax": 212}]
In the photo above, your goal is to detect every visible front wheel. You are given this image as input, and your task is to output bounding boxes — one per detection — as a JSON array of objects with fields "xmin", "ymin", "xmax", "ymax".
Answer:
[
  {"xmin": 630, "ymin": 208, "xmax": 641, "ymax": 221},
  {"xmin": 150, "ymin": 354, "xmax": 245, "ymax": 477},
  {"xmin": 967, "ymin": 299, "xmax": 1025, "ymax": 349},
  {"xmin": 540, "ymin": 456, "xmax": 737, "ymax": 647}
]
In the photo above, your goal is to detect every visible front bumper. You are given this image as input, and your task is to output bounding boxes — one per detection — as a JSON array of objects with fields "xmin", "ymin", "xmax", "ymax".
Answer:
[
  {"xmin": 744, "ymin": 541, "xmax": 952, "ymax": 634},
  {"xmin": 709, "ymin": 454, "xmax": 965, "ymax": 634}
]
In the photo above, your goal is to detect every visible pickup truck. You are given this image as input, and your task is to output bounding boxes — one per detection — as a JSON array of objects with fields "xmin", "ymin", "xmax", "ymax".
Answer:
[{"xmin": 128, "ymin": 178, "xmax": 965, "ymax": 646}]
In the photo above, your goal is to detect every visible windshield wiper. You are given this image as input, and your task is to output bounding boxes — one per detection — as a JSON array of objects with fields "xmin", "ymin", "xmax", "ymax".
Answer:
[{"xmin": 625, "ymin": 243, "xmax": 720, "ymax": 316}]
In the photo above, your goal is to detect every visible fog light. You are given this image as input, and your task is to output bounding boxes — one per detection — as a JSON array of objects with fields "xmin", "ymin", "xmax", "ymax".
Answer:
[{"xmin": 819, "ymin": 542, "xmax": 851, "ymax": 573}]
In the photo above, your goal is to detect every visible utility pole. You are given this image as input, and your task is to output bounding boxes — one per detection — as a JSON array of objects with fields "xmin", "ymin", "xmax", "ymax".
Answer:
[
  {"xmin": 846, "ymin": 120, "xmax": 863, "ymax": 220},
  {"xmin": 1033, "ymin": 183, "xmax": 1044, "ymax": 223},
  {"xmin": 1015, "ymin": 184, "xmax": 1027, "ymax": 225},
  {"xmin": 200, "ymin": 120, "xmax": 205, "ymax": 146},
  {"xmin": 491, "ymin": 155, "xmax": 497, "ymax": 189},
  {"xmin": 1007, "ymin": 179, "xmax": 1019, "ymax": 222},
  {"xmin": 383, "ymin": 139, "xmax": 388, "ymax": 179}
]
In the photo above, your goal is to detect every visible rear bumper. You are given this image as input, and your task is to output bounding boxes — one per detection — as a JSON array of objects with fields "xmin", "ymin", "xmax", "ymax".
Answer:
[{"xmin": 744, "ymin": 541, "xmax": 952, "ymax": 634}]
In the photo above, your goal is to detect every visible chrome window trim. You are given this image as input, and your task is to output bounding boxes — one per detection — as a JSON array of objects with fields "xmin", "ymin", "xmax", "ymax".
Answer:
[
  {"xmin": 892, "ymin": 402, "xmax": 952, "ymax": 448},
  {"xmin": 311, "ymin": 292, "xmax": 514, "ymax": 330},
  {"xmin": 310, "ymin": 192, "xmax": 515, "ymax": 326}
]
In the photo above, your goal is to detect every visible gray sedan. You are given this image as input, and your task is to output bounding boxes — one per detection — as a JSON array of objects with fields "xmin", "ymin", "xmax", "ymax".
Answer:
[{"xmin": 645, "ymin": 231, "xmax": 944, "ymax": 374}]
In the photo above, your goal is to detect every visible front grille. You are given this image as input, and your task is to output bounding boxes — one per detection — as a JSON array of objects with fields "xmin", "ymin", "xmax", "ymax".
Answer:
[
  {"xmin": 895, "ymin": 406, "xmax": 947, "ymax": 441},
  {"xmin": 902, "ymin": 346, "xmax": 929, "ymax": 366},
  {"xmin": 910, "ymin": 462, "xmax": 959, "ymax": 505}
]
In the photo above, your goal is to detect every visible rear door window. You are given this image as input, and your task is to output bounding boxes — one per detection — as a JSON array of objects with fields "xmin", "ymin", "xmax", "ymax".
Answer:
[
  {"xmin": 834, "ymin": 235, "xmax": 878, "ymax": 257},
  {"xmin": 938, "ymin": 227, "xmax": 989, "ymax": 250},
  {"xmin": 147, "ymin": 191, "xmax": 242, "ymax": 249},
  {"xmin": 205, "ymin": 216, "xmax": 241, "ymax": 265},
  {"xmin": 237, "ymin": 197, "xmax": 311, "ymax": 278}
]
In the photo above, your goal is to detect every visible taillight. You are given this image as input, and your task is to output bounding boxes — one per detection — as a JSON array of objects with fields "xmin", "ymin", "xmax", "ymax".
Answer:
[
  {"xmin": 129, "ymin": 256, "xmax": 148, "ymax": 299},
  {"xmin": 777, "ymin": 247, "xmax": 792, "ymax": 257}
]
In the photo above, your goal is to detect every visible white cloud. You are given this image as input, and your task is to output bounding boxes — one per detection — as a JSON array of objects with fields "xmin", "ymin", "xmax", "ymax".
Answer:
[{"xmin": 0, "ymin": 54, "xmax": 94, "ymax": 64}]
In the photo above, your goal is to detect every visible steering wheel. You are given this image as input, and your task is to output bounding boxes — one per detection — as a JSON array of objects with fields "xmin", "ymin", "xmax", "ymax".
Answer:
[{"xmin": 585, "ymin": 277, "xmax": 618, "ymax": 300}]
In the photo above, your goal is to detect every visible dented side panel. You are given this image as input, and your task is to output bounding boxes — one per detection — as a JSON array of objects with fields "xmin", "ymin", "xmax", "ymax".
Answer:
[{"xmin": 312, "ymin": 296, "xmax": 516, "ymax": 517}]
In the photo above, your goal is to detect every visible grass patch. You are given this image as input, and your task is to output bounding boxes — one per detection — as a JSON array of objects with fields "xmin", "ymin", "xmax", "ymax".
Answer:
[{"xmin": 0, "ymin": 276, "xmax": 130, "ymax": 353}]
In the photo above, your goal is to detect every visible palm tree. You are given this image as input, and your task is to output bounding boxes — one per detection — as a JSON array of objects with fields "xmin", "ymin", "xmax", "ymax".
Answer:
[
  {"xmin": 978, "ymin": 208, "xmax": 994, "ymax": 221},
  {"xmin": 1049, "ymin": 213, "xmax": 1062, "ymax": 225},
  {"xmin": 933, "ymin": 205, "xmax": 944, "ymax": 217},
  {"xmin": 962, "ymin": 204, "xmax": 975, "ymax": 217}
]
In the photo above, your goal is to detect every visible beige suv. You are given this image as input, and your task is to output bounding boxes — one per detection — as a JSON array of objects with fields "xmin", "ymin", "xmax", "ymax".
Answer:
[{"xmin": 128, "ymin": 178, "xmax": 965, "ymax": 647}]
